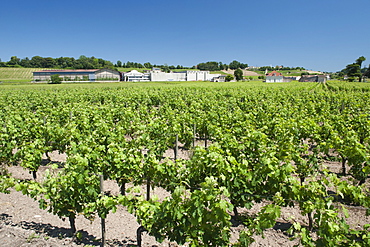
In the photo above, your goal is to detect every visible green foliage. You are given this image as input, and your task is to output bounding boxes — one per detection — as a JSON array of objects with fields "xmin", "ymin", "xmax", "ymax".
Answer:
[
  {"xmin": 130, "ymin": 177, "xmax": 233, "ymax": 246},
  {"xmin": 50, "ymin": 74, "xmax": 62, "ymax": 84},
  {"xmin": 0, "ymin": 55, "xmax": 114, "ymax": 69},
  {"xmin": 229, "ymin": 60, "xmax": 248, "ymax": 70},
  {"xmin": 196, "ymin": 60, "xmax": 248, "ymax": 71},
  {"xmin": 225, "ymin": 74, "xmax": 234, "ymax": 81},
  {"xmin": 2, "ymin": 81, "xmax": 370, "ymax": 246},
  {"xmin": 234, "ymin": 68, "xmax": 243, "ymax": 81},
  {"xmin": 15, "ymin": 163, "xmax": 102, "ymax": 232},
  {"xmin": 197, "ymin": 61, "xmax": 220, "ymax": 71},
  {"xmin": 342, "ymin": 56, "xmax": 366, "ymax": 82},
  {"xmin": 0, "ymin": 175, "xmax": 16, "ymax": 194}
]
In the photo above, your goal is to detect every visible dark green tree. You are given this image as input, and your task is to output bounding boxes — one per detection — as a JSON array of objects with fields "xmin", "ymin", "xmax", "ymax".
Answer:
[
  {"xmin": 225, "ymin": 74, "xmax": 234, "ymax": 82},
  {"xmin": 229, "ymin": 60, "xmax": 241, "ymax": 70},
  {"xmin": 44, "ymin": 57, "xmax": 55, "ymax": 68},
  {"xmin": 228, "ymin": 60, "xmax": 248, "ymax": 70},
  {"xmin": 344, "ymin": 63, "xmax": 361, "ymax": 82},
  {"xmin": 49, "ymin": 74, "xmax": 62, "ymax": 84},
  {"xmin": 20, "ymin": 57, "xmax": 31, "ymax": 67},
  {"xmin": 144, "ymin": 62, "xmax": 152, "ymax": 69},
  {"xmin": 234, "ymin": 69, "xmax": 243, "ymax": 81},
  {"xmin": 8, "ymin": 56, "xmax": 20, "ymax": 66},
  {"xmin": 116, "ymin": 61, "xmax": 122, "ymax": 67},
  {"xmin": 197, "ymin": 61, "xmax": 220, "ymax": 71},
  {"xmin": 356, "ymin": 56, "xmax": 366, "ymax": 67},
  {"xmin": 364, "ymin": 65, "xmax": 370, "ymax": 79},
  {"xmin": 30, "ymin": 56, "xmax": 45, "ymax": 68},
  {"xmin": 343, "ymin": 56, "xmax": 366, "ymax": 82}
]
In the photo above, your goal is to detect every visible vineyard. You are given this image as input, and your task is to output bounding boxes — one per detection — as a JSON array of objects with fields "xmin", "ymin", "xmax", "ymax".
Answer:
[
  {"xmin": 1, "ymin": 81, "xmax": 370, "ymax": 246},
  {"xmin": 0, "ymin": 67, "xmax": 47, "ymax": 82}
]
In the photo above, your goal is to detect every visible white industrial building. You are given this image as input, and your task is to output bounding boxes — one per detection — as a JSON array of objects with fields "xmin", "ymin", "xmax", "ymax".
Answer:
[
  {"xmin": 123, "ymin": 69, "xmax": 225, "ymax": 82},
  {"xmin": 123, "ymin": 70, "xmax": 150, "ymax": 82},
  {"xmin": 33, "ymin": 68, "xmax": 226, "ymax": 82}
]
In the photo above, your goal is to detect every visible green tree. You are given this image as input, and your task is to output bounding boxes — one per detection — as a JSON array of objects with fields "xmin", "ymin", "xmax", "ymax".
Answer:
[
  {"xmin": 225, "ymin": 74, "xmax": 234, "ymax": 82},
  {"xmin": 161, "ymin": 64, "xmax": 170, "ymax": 73},
  {"xmin": 356, "ymin": 56, "xmax": 366, "ymax": 82},
  {"xmin": 229, "ymin": 60, "xmax": 248, "ymax": 70},
  {"xmin": 197, "ymin": 61, "xmax": 219, "ymax": 71},
  {"xmin": 30, "ymin": 56, "xmax": 44, "ymax": 68},
  {"xmin": 144, "ymin": 62, "xmax": 152, "ymax": 69},
  {"xmin": 116, "ymin": 60, "xmax": 122, "ymax": 67},
  {"xmin": 364, "ymin": 65, "xmax": 370, "ymax": 79},
  {"xmin": 345, "ymin": 63, "xmax": 361, "ymax": 82},
  {"xmin": 229, "ymin": 60, "xmax": 241, "ymax": 70},
  {"xmin": 20, "ymin": 57, "xmax": 31, "ymax": 67},
  {"xmin": 8, "ymin": 56, "xmax": 20, "ymax": 66},
  {"xmin": 234, "ymin": 69, "xmax": 243, "ymax": 81},
  {"xmin": 356, "ymin": 56, "xmax": 366, "ymax": 67},
  {"xmin": 44, "ymin": 57, "xmax": 55, "ymax": 68},
  {"xmin": 344, "ymin": 56, "xmax": 366, "ymax": 82},
  {"xmin": 49, "ymin": 74, "xmax": 62, "ymax": 84}
]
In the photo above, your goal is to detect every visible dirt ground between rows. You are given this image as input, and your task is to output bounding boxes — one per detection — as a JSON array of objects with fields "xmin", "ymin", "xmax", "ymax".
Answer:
[{"xmin": 1, "ymin": 149, "xmax": 369, "ymax": 247}]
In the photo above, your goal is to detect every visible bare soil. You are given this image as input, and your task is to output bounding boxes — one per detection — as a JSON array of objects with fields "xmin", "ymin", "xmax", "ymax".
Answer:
[{"xmin": 1, "ymin": 150, "xmax": 369, "ymax": 247}]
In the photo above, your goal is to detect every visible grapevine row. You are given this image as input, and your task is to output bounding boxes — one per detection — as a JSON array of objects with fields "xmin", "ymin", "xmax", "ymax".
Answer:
[{"xmin": 1, "ymin": 81, "xmax": 369, "ymax": 246}]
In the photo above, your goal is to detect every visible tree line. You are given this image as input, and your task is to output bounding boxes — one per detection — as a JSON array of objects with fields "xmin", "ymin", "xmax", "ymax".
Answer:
[
  {"xmin": 116, "ymin": 61, "xmax": 191, "ymax": 71},
  {"xmin": 0, "ymin": 56, "xmax": 194, "ymax": 72},
  {"xmin": 0, "ymin": 56, "xmax": 249, "ymax": 73},
  {"xmin": 253, "ymin": 66, "xmax": 306, "ymax": 71},
  {"xmin": 196, "ymin": 60, "xmax": 249, "ymax": 71},
  {"xmin": 0, "ymin": 55, "xmax": 115, "ymax": 69}
]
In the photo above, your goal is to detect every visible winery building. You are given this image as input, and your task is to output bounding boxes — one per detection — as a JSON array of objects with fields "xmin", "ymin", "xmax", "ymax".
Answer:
[
  {"xmin": 122, "ymin": 69, "xmax": 224, "ymax": 82},
  {"xmin": 33, "ymin": 68, "xmax": 121, "ymax": 82}
]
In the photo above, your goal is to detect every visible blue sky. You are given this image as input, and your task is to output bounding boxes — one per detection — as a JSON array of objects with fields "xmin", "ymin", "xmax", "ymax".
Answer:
[{"xmin": 1, "ymin": 0, "xmax": 369, "ymax": 72}]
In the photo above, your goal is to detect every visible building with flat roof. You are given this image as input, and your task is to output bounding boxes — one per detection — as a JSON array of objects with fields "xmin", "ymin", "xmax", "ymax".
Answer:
[
  {"xmin": 299, "ymin": 75, "xmax": 327, "ymax": 83},
  {"xmin": 122, "ymin": 69, "xmax": 224, "ymax": 82}
]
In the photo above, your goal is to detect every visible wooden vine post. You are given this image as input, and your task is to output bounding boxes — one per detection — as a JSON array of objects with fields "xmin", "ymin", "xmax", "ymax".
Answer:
[{"xmin": 100, "ymin": 174, "xmax": 105, "ymax": 247}]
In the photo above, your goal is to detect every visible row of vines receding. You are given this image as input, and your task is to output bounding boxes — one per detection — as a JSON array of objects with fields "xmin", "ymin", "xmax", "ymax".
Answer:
[{"xmin": 1, "ymin": 82, "xmax": 370, "ymax": 246}]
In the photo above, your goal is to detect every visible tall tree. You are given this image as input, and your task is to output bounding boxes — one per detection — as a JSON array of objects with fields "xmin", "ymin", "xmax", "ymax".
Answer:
[
  {"xmin": 229, "ymin": 60, "xmax": 241, "ymax": 70},
  {"xmin": 144, "ymin": 62, "xmax": 152, "ymax": 69},
  {"xmin": 364, "ymin": 65, "xmax": 370, "ymax": 79},
  {"xmin": 344, "ymin": 56, "xmax": 366, "ymax": 82},
  {"xmin": 30, "ymin": 56, "xmax": 45, "ymax": 68},
  {"xmin": 8, "ymin": 56, "xmax": 20, "ymax": 66},
  {"xmin": 197, "ymin": 61, "xmax": 219, "ymax": 71},
  {"xmin": 234, "ymin": 69, "xmax": 243, "ymax": 81},
  {"xmin": 356, "ymin": 56, "xmax": 366, "ymax": 67},
  {"xmin": 20, "ymin": 57, "xmax": 31, "ymax": 67}
]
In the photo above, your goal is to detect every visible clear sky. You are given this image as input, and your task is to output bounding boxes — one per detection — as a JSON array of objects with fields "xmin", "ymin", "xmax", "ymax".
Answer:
[{"xmin": 1, "ymin": 0, "xmax": 369, "ymax": 72}]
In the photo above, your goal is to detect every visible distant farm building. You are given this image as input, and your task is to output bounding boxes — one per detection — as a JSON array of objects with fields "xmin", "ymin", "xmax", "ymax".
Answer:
[
  {"xmin": 33, "ymin": 68, "xmax": 120, "ymax": 82},
  {"xmin": 299, "ymin": 75, "xmax": 327, "ymax": 83},
  {"xmin": 212, "ymin": 75, "xmax": 226, "ymax": 82},
  {"xmin": 265, "ymin": 70, "xmax": 284, "ymax": 83}
]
